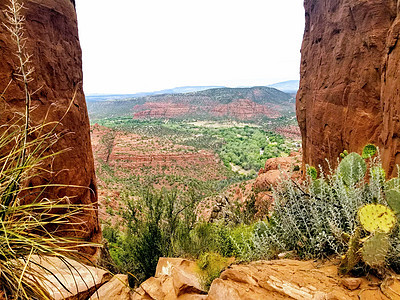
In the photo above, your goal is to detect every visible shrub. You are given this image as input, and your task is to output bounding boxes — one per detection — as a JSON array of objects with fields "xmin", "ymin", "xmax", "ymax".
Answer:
[
  {"xmin": 196, "ymin": 252, "xmax": 230, "ymax": 290},
  {"xmin": 247, "ymin": 145, "xmax": 400, "ymax": 274},
  {"xmin": 107, "ymin": 187, "xmax": 198, "ymax": 286}
]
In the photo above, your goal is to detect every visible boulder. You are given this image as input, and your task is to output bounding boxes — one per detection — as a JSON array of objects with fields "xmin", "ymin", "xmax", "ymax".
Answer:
[
  {"xmin": 171, "ymin": 266, "xmax": 204, "ymax": 297},
  {"xmin": 89, "ymin": 274, "xmax": 133, "ymax": 300},
  {"xmin": 207, "ymin": 279, "xmax": 242, "ymax": 300},
  {"xmin": 262, "ymin": 157, "xmax": 294, "ymax": 173},
  {"xmin": 134, "ymin": 258, "xmax": 206, "ymax": 300},
  {"xmin": 132, "ymin": 285, "xmax": 153, "ymax": 300},
  {"xmin": 0, "ymin": 0, "xmax": 100, "ymax": 253},
  {"xmin": 27, "ymin": 255, "xmax": 111, "ymax": 300},
  {"xmin": 341, "ymin": 278, "xmax": 362, "ymax": 291},
  {"xmin": 139, "ymin": 277, "xmax": 165, "ymax": 300},
  {"xmin": 253, "ymin": 170, "xmax": 282, "ymax": 191}
]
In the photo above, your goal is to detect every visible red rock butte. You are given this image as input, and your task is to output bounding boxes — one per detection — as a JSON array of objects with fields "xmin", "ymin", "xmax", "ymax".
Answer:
[
  {"xmin": 297, "ymin": 0, "xmax": 400, "ymax": 177},
  {"xmin": 0, "ymin": 0, "xmax": 100, "ymax": 253}
]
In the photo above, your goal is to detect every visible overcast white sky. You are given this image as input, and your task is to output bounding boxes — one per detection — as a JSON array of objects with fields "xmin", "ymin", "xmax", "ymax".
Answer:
[{"xmin": 75, "ymin": 1, "xmax": 305, "ymax": 95}]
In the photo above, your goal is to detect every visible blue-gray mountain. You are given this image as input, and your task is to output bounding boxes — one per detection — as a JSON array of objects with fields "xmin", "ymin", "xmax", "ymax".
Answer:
[
  {"xmin": 268, "ymin": 80, "xmax": 299, "ymax": 94},
  {"xmin": 86, "ymin": 86, "xmax": 225, "ymax": 102}
]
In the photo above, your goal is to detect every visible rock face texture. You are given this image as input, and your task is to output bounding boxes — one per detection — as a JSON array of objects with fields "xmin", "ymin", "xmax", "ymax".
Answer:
[
  {"xmin": 117, "ymin": 257, "xmax": 400, "ymax": 300},
  {"xmin": 133, "ymin": 257, "xmax": 207, "ymax": 300},
  {"xmin": 32, "ymin": 256, "xmax": 111, "ymax": 300},
  {"xmin": 0, "ymin": 0, "xmax": 100, "ymax": 252},
  {"xmin": 381, "ymin": 3, "xmax": 400, "ymax": 177},
  {"xmin": 297, "ymin": 0, "xmax": 400, "ymax": 176},
  {"xmin": 207, "ymin": 259, "xmax": 400, "ymax": 300},
  {"xmin": 133, "ymin": 99, "xmax": 280, "ymax": 120}
]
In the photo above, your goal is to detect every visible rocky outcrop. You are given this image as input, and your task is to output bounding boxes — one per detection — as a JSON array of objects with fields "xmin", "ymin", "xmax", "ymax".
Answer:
[
  {"xmin": 91, "ymin": 124, "xmax": 227, "ymax": 183},
  {"xmin": 198, "ymin": 153, "xmax": 302, "ymax": 223},
  {"xmin": 207, "ymin": 259, "xmax": 400, "ymax": 300},
  {"xmin": 133, "ymin": 99, "xmax": 279, "ymax": 120},
  {"xmin": 275, "ymin": 125, "xmax": 302, "ymax": 140},
  {"xmin": 133, "ymin": 102, "xmax": 192, "ymax": 119},
  {"xmin": 211, "ymin": 99, "xmax": 278, "ymax": 119},
  {"xmin": 381, "ymin": 4, "xmax": 400, "ymax": 177},
  {"xmin": 133, "ymin": 258, "xmax": 207, "ymax": 300},
  {"xmin": 297, "ymin": 0, "xmax": 400, "ymax": 176},
  {"xmin": 0, "ymin": 0, "xmax": 100, "ymax": 251},
  {"xmin": 0, "ymin": 0, "xmax": 101, "ymax": 254},
  {"xmin": 117, "ymin": 257, "xmax": 400, "ymax": 299},
  {"xmin": 89, "ymin": 274, "xmax": 134, "ymax": 300}
]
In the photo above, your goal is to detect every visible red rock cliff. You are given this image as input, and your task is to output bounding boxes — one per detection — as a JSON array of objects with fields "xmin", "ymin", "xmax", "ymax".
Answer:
[
  {"xmin": 297, "ymin": 0, "xmax": 400, "ymax": 176},
  {"xmin": 0, "ymin": 0, "xmax": 100, "ymax": 252},
  {"xmin": 381, "ymin": 3, "xmax": 400, "ymax": 177}
]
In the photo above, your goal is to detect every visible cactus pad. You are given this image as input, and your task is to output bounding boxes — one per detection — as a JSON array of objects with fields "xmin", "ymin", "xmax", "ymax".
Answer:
[
  {"xmin": 385, "ymin": 178, "xmax": 400, "ymax": 191},
  {"xmin": 339, "ymin": 226, "xmax": 361, "ymax": 275},
  {"xmin": 306, "ymin": 166, "xmax": 318, "ymax": 180},
  {"xmin": 361, "ymin": 232, "xmax": 389, "ymax": 267},
  {"xmin": 358, "ymin": 204, "xmax": 396, "ymax": 233},
  {"xmin": 386, "ymin": 189, "xmax": 400, "ymax": 215},
  {"xmin": 338, "ymin": 153, "xmax": 366, "ymax": 186},
  {"xmin": 362, "ymin": 144, "xmax": 377, "ymax": 159}
]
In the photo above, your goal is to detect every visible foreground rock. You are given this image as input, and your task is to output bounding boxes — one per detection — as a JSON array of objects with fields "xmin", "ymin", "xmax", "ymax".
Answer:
[
  {"xmin": 90, "ymin": 274, "xmax": 134, "ymax": 300},
  {"xmin": 29, "ymin": 256, "xmax": 111, "ymax": 300},
  {"xmin": 133, "ymin": 258, "xmax": 207, "ymax": 300},
  {"xmin": 208, "ymin": 259, "xmax": 400, "ymax": 300},
  {"xmin": 115, "ymin": 257, "xmax": 400, "ymax": 299},
  {"xmin": 0, "ymin": 0, "xmax": 100, "ymax": 252},
  {"xmin": 297, "ymin": 0, "xmax": 400, "ymax": 178}
]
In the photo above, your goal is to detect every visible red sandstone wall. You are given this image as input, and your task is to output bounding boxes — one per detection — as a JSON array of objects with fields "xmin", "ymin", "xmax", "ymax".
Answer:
[
  {"xmin": 381, "ymin": 4, "xmax": 400, "ymax": 177},
  {"xmin": 0, "ymin": 0, "xmax": 100, "ymax": 252},
  {"xmin": 297, "ymin": 0, "xmax": 399, "ymax": 175}
]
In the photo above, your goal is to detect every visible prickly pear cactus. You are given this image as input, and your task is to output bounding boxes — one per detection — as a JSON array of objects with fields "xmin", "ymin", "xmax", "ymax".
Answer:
[
  {"xmin": 386, "ymin": 189, "xmax": 400, "ymax": 215},
  {"xmin": 338, "ymin": 153, "xmax": 366, "ymax": 186},
  {"xmin": 358, "ymin": 204, "xmax": 396, "ymax": 233},
  {"xmin": 339, "ymin": 226, "xmax": 361, "ymax": 275},
  {"xmin": 361, "ymin": 232, "xmax": 390, "ymax": 267},
  {"xmin": 362, "ymin": 144, "xmax": 377, "ymax": 159},
  {"xmin": 306, "ymin": 166, "xmax": 317, "ymax": 180},
  {"xmin": 340, "ymin": 150, "xmax": 349, "ymax": 159}
]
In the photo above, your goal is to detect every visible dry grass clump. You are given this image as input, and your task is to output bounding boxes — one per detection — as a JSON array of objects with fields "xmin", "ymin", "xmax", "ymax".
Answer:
[{"xmin": 0, "ymin": 118, "xmax": 98, "ymax": 299}]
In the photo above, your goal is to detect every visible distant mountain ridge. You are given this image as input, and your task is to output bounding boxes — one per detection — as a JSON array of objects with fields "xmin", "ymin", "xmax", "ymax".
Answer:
[
  {"xmin": 86, "ymin": 86, "xmax": 225, "ymax": 102},
  {"xmin": 86, "ymin": 80, "xmax": 300, "ymax": 102},
  {"xmin": 88, "ymin": 86, "xmax": 294, "ymax": 121},
  {"xmin": 267, "ymin": 80, "xmax": 299, "ymax": 94}
]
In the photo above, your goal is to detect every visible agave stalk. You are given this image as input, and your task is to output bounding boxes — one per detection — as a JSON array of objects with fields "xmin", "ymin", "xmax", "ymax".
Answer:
[{"xmin": 3, "ymin": 0, "xmax": 34, "ymax": 166}]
